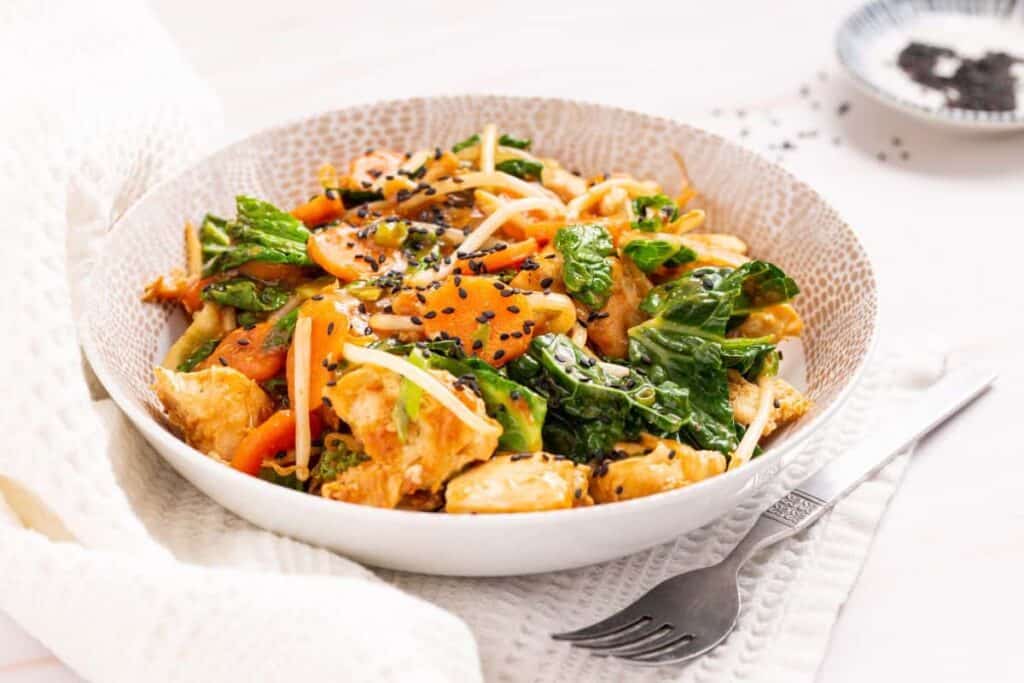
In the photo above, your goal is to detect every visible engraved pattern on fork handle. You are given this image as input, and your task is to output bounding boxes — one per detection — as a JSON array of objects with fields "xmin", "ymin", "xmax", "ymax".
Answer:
[{"xmin": 762, "ymin": 489, "xmax": 827, "ymax": 528}]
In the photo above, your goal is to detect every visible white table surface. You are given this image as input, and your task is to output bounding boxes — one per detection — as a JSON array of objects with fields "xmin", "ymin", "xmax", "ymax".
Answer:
[{"xmin": 4, "ymin": 1, "xmax": 1022, "ymax": 680}]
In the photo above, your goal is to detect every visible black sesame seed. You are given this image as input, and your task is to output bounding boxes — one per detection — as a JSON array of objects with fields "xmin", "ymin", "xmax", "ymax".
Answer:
[
  {"xmin": 493, "ymin": 349, "xmax": 506, "ymax": 360},
  {"xmin": 506, "ymin": 305, "xmax": 520, "ymax": 314},
  {"xmin": 218, "ymin": 357, "xmax": 228, "ymax": 366},
  {"xmin": 236, "ymin": 339, "xmax": 250, "ymax": 346},
  {"xmin": 441, "ymin": 306, "xmax": 455, "ymax": 314},
  {"xmin": 539, "ymin": 277, "xmax": 554, "ymax": 288},
  {"xmin": 326, "ymin": 322, "xmax": 335, "ymax": 336},
  {"xmin": 312, "ymin": 294, "xmax": 325, "ymax": 301},
  {"xmin": 458, "ymin": 287, "xmax": 468, "ymax": 299},
  {"xmin": 424, "ymin": 310, "xmax": 437, "ymax": 319},
  {"xmin": 472, "ymin": 339, "xmax": 484, "ymax": 350},
  {"xmin": 322, "ymin": 396, "xmax": 333, "ymax": 408},
  {"xmin": 410, "ymin": 316, "xmax": 423, "ymax": 325}
]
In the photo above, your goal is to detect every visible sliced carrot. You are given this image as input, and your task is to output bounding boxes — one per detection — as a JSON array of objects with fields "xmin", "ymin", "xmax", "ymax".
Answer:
[
  {"xmin": 349, "ymin": 149, "xmax": 404, "ymax": 188},
  {"xmin": 237, "ymin": 262, "xmax": 308, "ymax": 286},
  {"xmin": 456, "ymin": 238, "xmax": 537, "ymax": 274},
  {"xmin": 291, "ymin": 194, "xmax": 344, "ymax": 227},
  {"xmin": 286, "ymin": 293, "xmax": 351, "ymax": 409},
  {"xmin": 308, "ymin": 225, "xmax": 398, "ymax": 283},
  {"xmin": 231, "ymin": 409, "xmax": 324, "ymax": 476},
  {"xmin": 420, "ymin": 276, "xmax": 535, "ymax": 367},
  {"xmin": 196, "ymin": 320, "xmax": 287, "ymax": 381}
]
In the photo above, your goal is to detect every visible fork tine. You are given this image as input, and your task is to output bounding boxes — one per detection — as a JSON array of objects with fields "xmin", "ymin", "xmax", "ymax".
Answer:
[
  {"xmin": 619, "ymin": 633, "xmax": 719, "ymax": 666},
  {"xmin": 551, "ymin": 603, "xmax": 651, "ymax": 642},
  {"xmin": 571, "ymin": 619, "xmax": 663, "ymax": 651},
  {"xmin": 594, "ymin": 629, "xmax": 693, "ymax": 658}
]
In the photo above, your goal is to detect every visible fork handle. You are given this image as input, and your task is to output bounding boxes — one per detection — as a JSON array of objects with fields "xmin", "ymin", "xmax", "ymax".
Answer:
[{"xmin": 720, "ymin": 364, "xmax": 996, "ymax": 572}]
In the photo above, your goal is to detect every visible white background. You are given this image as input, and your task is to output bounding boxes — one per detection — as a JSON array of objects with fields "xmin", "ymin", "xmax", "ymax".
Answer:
[{"xmin": 2, "ymin": 0, "xmax": 1022, "ymax": 680}]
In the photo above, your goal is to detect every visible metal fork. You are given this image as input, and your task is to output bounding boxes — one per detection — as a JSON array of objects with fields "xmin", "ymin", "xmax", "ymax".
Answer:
[{"xmin": 553, "ymin": 365, "xmax": 995, "ymax": 666}]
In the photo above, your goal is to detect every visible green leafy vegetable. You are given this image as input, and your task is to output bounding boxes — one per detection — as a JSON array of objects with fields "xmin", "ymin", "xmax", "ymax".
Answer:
[
  {"xmin": 495, "ymin": 159, "xmax": 543, "ymax": 181},
  {"xmin": 262, "ymin": 309, "xmax": 299, "ymax": 350},
  {"xmin": 553, "ymin": 224, "xmax": 614, "ymax": 309},
  {"xmin": 260, "ymin": 377, "xmax": 290, "ymax": 408},
  {"xmin": 452, "ymin": 134, "xmax": 481, "ymax": 153},
  {"xmin": 202, "ymin": 196, "xmax": 313, "ymax": 276},
  {"xmin": 427, "ymin": 354, "xmax": 547, "ymax": 452},
  {"xmin": 631, "ymin": 194, "xmax": 680, "ymax": 231},
  {"xmin": 200, "ymin": 277, "xmax": 290, "ymax": 312},
  {"xmin": 627, "ymin": 261, "xmax": 798, "ymax": 453},
  {"xmin": 175, "ymin": 338, "xmax": 219, "ymax": 372},
  {"xmin": 498, "ymin": 133, "xmax": 532, "ymax": 149},
  {"xmin": 199, "ymin": 214, "xmax": 230, "ymax": 262},
  {"xmin": 314, "ymin": 436, "xmax": 370, "ymax": 483},
  {"xmin": 622, "ymin": 237, "xmax": 697, "ymax": 272},
  {"xmin": 507, "ymin": 334, "xmax": 689, "ymax": 462}
]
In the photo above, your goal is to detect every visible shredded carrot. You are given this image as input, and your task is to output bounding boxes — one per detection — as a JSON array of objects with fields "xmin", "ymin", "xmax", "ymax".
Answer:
[
  {"xmin": 456, "ymin": 238, "xmax": 538, "ymax": 274},
  {"xmin": 231, "ymin": 409, "xmax": 324, "ymax": 476},
  {"xmin": 286, "ymin": 293, "xmax": 351, "ymax": 408}
]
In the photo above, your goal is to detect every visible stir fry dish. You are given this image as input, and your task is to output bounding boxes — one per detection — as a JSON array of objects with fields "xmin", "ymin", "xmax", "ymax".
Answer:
[{"xmin": 143, "ymin": 124, "xmax": 811, "ymax": 513}]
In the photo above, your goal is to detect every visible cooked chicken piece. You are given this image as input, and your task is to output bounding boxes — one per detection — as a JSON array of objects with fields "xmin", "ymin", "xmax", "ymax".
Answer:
[
  {"xmin": 731, "ymin": 304, "xmax": 804, "ymax": 342},
  {"xmin": 541, "ymin": 162, "xmax": 587, "ymax": 201},
  {"xmin": 581, "ymin": 257, "xmax": 650, "ymax": 358},
  {"xmin": 152, "ymin": 366, "xmax": 273, "ymax": 460},
  {"xmin": 591, "ymin": 437, "xmax": 726, "ymax": 504},
  {"xmin": 445, "ymin": 453, "xmax": 593, "ymax": 513},
  {"xmin": 728, "ymin": 371, "xmax": 812, "ymax": 436},
  {"xmin": 321, "ymin": 365, "xmax": 500, "ymax": 509},
  {"xmin": 599, "ymin": 186, "xmax": 630, "ymax": 216},
  {"xmin": 509, "ymin": 244, "xmax": 565, "ymax": 293}
]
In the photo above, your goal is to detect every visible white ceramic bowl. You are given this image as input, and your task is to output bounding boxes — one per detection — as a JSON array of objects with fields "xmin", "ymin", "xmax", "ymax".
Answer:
[
  {"xmin": 82, "ymin": 96, "xmax": 877, "ymax": 576},
  {"xmin": 837, "ymin": 0, "xmax": 1024, "ymax": 131}
]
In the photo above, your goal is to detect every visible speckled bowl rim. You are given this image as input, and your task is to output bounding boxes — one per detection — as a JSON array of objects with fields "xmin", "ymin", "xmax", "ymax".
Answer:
[
  {"xmin": 82, "ymin": 94, "xmax": 878, "ymax": 527},
  {"xmin": 836, "ymin": 0, "xmax": 1024, "ymax": 131}
]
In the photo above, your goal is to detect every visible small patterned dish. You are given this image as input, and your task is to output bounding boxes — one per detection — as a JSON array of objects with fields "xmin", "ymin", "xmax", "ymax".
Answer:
[
  {"xmin": 837, "ymin": 0, "xmax": 1024, "ymax": 131},
  {"xmin": 81, "ymin": 96, "xmax": 877, "ymax": 576}
]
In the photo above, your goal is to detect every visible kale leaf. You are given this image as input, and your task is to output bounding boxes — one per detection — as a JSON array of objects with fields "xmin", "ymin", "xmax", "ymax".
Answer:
[
  {"xmin": 202, "ymin": 196, "xmax": 313, "ymax": 276},
  {"xmin": 627, "ymin": 260, "xmax": 798, "ymax": 453},
  {"xmin": 495, "ymin": 158, "xmax": 544, "ymax": 181},
  {"xmin": 200, "ymin": 277, "xmax": 290, "ymax": 312},
  {"xmin": 507, "ymin": 334, "xmax": 689, "ymax": 462},
  {"xmin": 553, "ymin": 224, "xmax": 614, "ymax": 309}
]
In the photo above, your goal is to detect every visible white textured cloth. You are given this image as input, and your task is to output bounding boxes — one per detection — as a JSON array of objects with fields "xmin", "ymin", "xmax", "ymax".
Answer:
[{"xmin": 0, "ymin": 1, "xmax": 938, "ymax": 682}]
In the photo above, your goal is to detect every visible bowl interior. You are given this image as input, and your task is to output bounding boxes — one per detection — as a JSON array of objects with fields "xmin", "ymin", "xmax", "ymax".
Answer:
[{"xmin": 84, "ymin": 95, "xmax": 876, "ymax": 478}]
